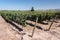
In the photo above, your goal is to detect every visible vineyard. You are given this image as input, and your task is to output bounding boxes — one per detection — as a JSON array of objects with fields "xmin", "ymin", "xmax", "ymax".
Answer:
[
  {"xmin": 0, "ymin": 10, "xmax": 60, "ymax": 40},
  {"xmin": 0, "ymin": 10, "xmax": 60, "ymax": 26}
]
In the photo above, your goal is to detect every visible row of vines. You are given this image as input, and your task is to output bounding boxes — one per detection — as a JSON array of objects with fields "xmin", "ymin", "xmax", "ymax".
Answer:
[{"xmin": 0, "ymin": 10, "xmax": 60, "ymax": 26}]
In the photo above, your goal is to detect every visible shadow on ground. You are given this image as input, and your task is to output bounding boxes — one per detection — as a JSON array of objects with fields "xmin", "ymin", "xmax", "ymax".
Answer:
[
  {"xmin": 6, "ymin": 20, "xmax": 23, "ymax": 31},
  {"xmin": 1, "ymin": 15, "xmax": 23, "ymax": 31},
  {"xmin": 26, "ymin": 22, "xmax": 43, "ymax": 30}
]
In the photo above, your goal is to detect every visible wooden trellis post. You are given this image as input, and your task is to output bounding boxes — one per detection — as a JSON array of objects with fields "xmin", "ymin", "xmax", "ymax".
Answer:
[
  {"xmin": 48, "ymin": 15, "xmax": 57, "ymax": 31},
  {"xmin": 31, "ymin": 17, "xmax": 38, "ymax": 37},
  {"xmin": 48, "ymin": 19, "xmax": 54, "ymax": 30},
  {"xmin": 21, "ymin": 36, "xmax": 23, "ymax": 40}
]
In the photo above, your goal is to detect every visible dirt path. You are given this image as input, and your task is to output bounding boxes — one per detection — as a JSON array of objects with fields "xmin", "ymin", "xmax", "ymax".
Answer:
[{"xmin": 0, "ymin": 16, "xmax": 20, "ymax": 40}]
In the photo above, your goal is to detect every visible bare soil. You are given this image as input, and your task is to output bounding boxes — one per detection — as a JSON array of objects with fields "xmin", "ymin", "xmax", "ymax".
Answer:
[
  {"xmin": 0, "ymin": 16, "xmax": 60, "ymax": 40},
  {"xmin": 0, "ymin": 16, "xmax": 20, "ymax": 40}
]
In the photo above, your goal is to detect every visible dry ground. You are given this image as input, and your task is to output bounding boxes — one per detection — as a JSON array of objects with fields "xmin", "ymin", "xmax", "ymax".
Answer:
[
  {"xmin": 0, "ymin": 16, "xmax": 20, "ymax": 40},
  {"xmin": 0, "ymin": 16, "xmax": 60, "ymax": 40}
]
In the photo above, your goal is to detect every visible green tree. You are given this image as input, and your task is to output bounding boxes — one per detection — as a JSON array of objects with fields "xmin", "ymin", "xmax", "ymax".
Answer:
[{"xmin": 31, "ymin": 7, "xmax": 34, "ymax": 11}]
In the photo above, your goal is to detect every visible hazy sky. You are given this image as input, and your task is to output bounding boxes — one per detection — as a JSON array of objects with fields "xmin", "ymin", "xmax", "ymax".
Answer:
[{"xmin": 0, "ymin": 0, "xmax": 60, "ymax": 10}]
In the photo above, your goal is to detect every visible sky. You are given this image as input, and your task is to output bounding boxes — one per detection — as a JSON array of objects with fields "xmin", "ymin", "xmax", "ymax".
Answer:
[{"xmin": 0, "ymin": 0, "xmax": 60, "ymax": 10}]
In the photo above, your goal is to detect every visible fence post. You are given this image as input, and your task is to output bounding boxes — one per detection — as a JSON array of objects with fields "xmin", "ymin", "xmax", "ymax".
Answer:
[
  {"xmin": 21, "ymin": 36, "xmax": 23, "ymax": 40},
  {"xmin": 48, "ymin": 20, "xmax": 54, "ymax": 31},
  {"xmin": 48, "ymin": 15, "xmax": 57, "ymax": 31},
  {"xmin": 31, "ymin": 17, "xmax": 38, "ymax": 37}
]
